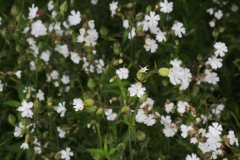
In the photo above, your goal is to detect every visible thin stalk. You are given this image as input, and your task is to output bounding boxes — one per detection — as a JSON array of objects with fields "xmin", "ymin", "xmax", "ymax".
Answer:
[
  {"xmin": 128, "ymin": 127, "xmax": 133, "ymax": 160},
  {"xmin": 95, "ymin": 122, "xmax": 102, "ymax": 150}
]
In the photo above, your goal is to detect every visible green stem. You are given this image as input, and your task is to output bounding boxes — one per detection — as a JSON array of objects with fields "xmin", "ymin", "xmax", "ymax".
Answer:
[
  {"xmin": 128, "ymin": 127, "xmax": 133, "ymax": 160},
  {"xmin": 95, "ymin": 122, "xmax": 102, "ymax": 150}
]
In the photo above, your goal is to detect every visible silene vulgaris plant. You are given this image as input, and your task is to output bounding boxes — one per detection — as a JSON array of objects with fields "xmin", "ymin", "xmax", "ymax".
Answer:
[{"xmin": 0, "ymin": 0, "xmax": 240, "ymax": 160}]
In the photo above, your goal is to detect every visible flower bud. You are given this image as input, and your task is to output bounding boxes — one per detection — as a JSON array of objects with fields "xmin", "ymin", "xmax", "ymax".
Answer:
[
  {"xmin": 100, "ymin": 26, "xmax": 108, "ymax": 36},
  {"xmin": 37, "ymin": 42, "xmax": 43, "ymax": 50},
  {"xmin": 162, "ymin": 79, "xmax": 168, "ymax": 86},
  {"xmin": 47, "ymin": 97, "xmax": 52, "ymax": 107},
  {"xmin": 136, "ymin": 71, "xmax": 146, "ymax": 81},
  {"xmin": 137, "ymin": 130, "xmax": 146, "ymax": 141},
  {"xmin": 34, "ymin": 100, "xmax": 42, "ymax": 113},
  {"xmin": 82, "ymin": 92, "xmax": 92, "ymax": 101},
  {"xmin": 112, "ymin": 59, "xmax": 119, "ymax": 66},
  {"xmin": 16, "ymin": 13, "xmax": 22, "ymax": 23},
  {"xmin": 8, "ymin": 114, "xmax": 16, "ymax": 126},
  {"xmin": 84, "ymin": 106, "xmax": 97, "ymax": 113},
  {"xmin": 2, "ymin": 28, "xmax": 7, "ymax": 39},
  {"xmin": 96, "ymin": 108, "xmax": 103, "ymax": 115},
  {"xmin": 212, "ymin": 30, "xmax": 218, "ymax": 38},
  {"xmin": 12, "ymin": 32, "xmax": 19, "ymax": 43},
  {"xmin": 139, "ymin": 93, "xmax": 148, "ymax": 103},
  {"xmin": 117, "ymin": 143, "xmax": 126, "ymax": 152},
  {"xmin": 135, "ymin": 12, "xmax": 145, "ymax": 22},
  {"xmin": 60, "ymin": 1, "xmax": 68, "ymax": 14},
  {"xmin": 191, "ymin": 85, "xmax": 199, "ymax": 97},
  {"xmin": 25, "ymin": 133, "xmax": 30, "ymax": 142},
  {"xmin": 11, "ymin": 3, "xmax": 20, "ymax": 17},
  {"xmin": 16, "ymin": 44, "xmax": 22, "ymax": 53},
  {"xmin": 87, "ymin": 78, "xmax": 96, "ymax": 90},
  {"xmin": 84, "ymin": 99, "xmax": 95, "ymax": 107},
  {"xmin": 21, "ymin": 118, "xmax": 30, "ymax": 126},
  {"xmin": 125, "ymin": 3, "xmax": 133, "ymax": 8},
  {"xmin": 146, "ymin": 5, "xmax": 152, "ymax": 14},
  {"xmin": 158, "ymin": 68, "xmax": 170, "ymax": 77},
  {"xmin": 113, "ymin": 42, "xmax": 121, "ymax": 55},
  {"xmin": 197, "ymin": 54, "xmax": 202, "ymax": 61},
  {"xmin": 121, "ymin": 106, "xmax": 130, "ymax": 113}
]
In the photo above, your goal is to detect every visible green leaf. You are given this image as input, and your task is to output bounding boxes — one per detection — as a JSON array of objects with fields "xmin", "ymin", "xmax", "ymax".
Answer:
[
  {"xmin": 109, "ymin": 147, "xmax": 119, "ymax": 155},
  {"xmin": 3, "ymin": 100, "xmax": 21, "ymax": 107},
  {"xmin": 123, "ymin": 30, "xmax": 129, "ymax": 45},
  {"xmin": 86, "ymin": 149, "xmax": 108, "ymax": 157}
]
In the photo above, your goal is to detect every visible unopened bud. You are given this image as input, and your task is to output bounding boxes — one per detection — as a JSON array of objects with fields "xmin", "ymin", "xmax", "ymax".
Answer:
[
  {"xmin": 21, "ymin": 118, "xmax": 30, "ymax": 126},
  {"xmin": 8, "ymin": 114, "xmax": 16, "ymax": 126},
  {"xmin": 158, "ymin": 68, "xmax": 170, "ymax": 77},
  {"xmin": 47, "ymin": 98, "xmax": 52, "ymax": 107},
  {"xmin": 82, "ymin": 92, "xmax": 92, "ymax": 101},
  {"xmin": 135, "ymin": 12, "xmax": 145, "ymax": 22},
  {"xmin": 96, "ymin": 108, "xmax": 103, "ymax": 115},
  {"xmin": 100, "ymin": 26, "xmax": 108, "ymax": 36},
  {"xmin": 84, "ymin": 99, "xmax": 95, "ymax": 107},
  {"xmin": 2, "ymin": 28, "xmax": 7, "ymax": 39},
  {"xmin": 136, "ymin": 71, "xmax": 146, "ymax": 81},
  {"xmin": 137, "ymin": 130, "xmax": 146, "ymax": 141},
  {"xmin": 37, "ymin": 42, "xmax": 43, "ymax": 50},
  {"xmin": 113, "ymin": 42, "xmax": 121, "ymax": 55},
  {"xmin": 146, "ymin": 5, "xmax": 152, "ymax": 14},
  {"xmin": 125, "ymin": 3, "xmax": 133, "ymax": 8},
  {"xmin": 121, "ymin": 106, "xmax": 130, "ymax": 113},
  {"xmin": 197, "ymin": 54, "xmax": 202, "ymax": 61},
  {"xmin": 25, "ymin": 134, "xmax": 30, "ymax": 142},
  {"xmin": 60, "ymin": 1, "xmax": 68, "ymax": 14},
  {"xmin": 162, "ymin": 79, "xmax": 168, "ymax": 86},
  {"xmin": 11, "ymin": 3, "xmax": 20, "ymax": 17},
  {"xmin": 84, "ymin": 106, "xmax": 97, "ymax": 113},
  {"xmin": 139, "ymin": 93, "xmax": 148, "ymax": 103},
  {"xmin": 34, "ymin": 100, "xmax": 41, "ymax": 113},
  {"xmin": 87, "ymin": 78, "xmax": 96, "ymax": 89}
]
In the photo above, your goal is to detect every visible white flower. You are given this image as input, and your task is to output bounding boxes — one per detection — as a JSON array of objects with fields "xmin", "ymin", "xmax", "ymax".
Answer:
[
  {"xmin": 14, "ymin": 122, "xmax": 25, "ymax": 137},
  {"xmin": 0, "ymin": 80, "xmax": 3, "ymax": 92},
  {"xmin": 31, "ymin": 20, "xmax": 47, "ymax": 37},
  {"xmin": 208, "ymin": 122, "xmax": 222, "ymax": 136},
  {"xmin": 163, "ymin": 123, "xmax": 177, "ymax": 137},
  {"xmin": 70, "ymin": 52, "xmax": 81, "ymax": 64},
  {"xmin": 20, "ymin": 142, "xmax": 29, "ymax": 150},
  {"xmin": 61, "ymin": 75, "xmax": 70, "ymax": 84},
  {"xmin": 186, "ymin": 153, "xmax": 200, "ymax": 160},
  {"xmin": 128, "ymin": 83, "xmax": 146, "ymax": 98},
  {"xmin": 190, "ymin": 138, "xmax": 198, "ymax": 144},
  {"xmin": 50, "ymin": 70, "xmax": 59, "ymax": 80},
  {"xmin": 29, "ymin": 61, "xmax": 36, "ymax": 71},
  {"xmin": 54, "ymin": 81, "xmax": 59, "ymax": 87},
  {"xmin": 55, "ymin": 44, "xmax": 69, "ymax": 58},
  {"xmin": 168, "ymin": 66, "xmax": 184, "ymax": 85},
  {"xmin": 227, "ymin": 130, "xmax": 239, "ymax": 146},
  {"xmin": 68, "ymin": 10, "xmax": 81, "ymax": 26},
  {"xmin": 84, "ymin": 29, "xmax": 98, "ymax": 47},
  {"xmin": 139, "ymin": 66, "xmax": 148, "ymax": 73},
  {"xmin": 36, "ymin": 89, "xmax": 45, "ymax": 101},
  {"xmin": 88, "ymin": 20, "xmax": 95, "ymax": 29},
  {"xmin": 128, "ymin": 27, "xmax": 136, "ymax": 39},
  {"xmin": 48, "ymin": 1, "xmax": 54, "ymax": 11},
  {"xmin": 61, "ymin": 147, "xmax": 74, "ymax": 160},
  {"xmin": 206, "ymin": 8, "xmax": 214, "ymax": 15},
  {"xmin": 17, "ymin": 100, "xmax": 34, "ymax": 118},
  {"xmin": 136, "ymin": 109, "xmax": 147, "ymax": 123},
  {"xmin": 214, "ymin": 10, "xmax": 223, "ymax": 20},
  {"xmin": 144, "ymin": 38, "xmax": 158, "ymax": 53},
  {"xmin": 28, "ymin": 4, "xmax": 38, "ymax": 20},
  {"xmin": 180, "ymin": 124, "xmax": 193, "ymax": 138},
  {"xmin": 51, "ymin": 10, "xmax": 57, "ymax": 18},
  {"xmin": 170, "ymin": 59, "xmax": 182, "ymax": 67},
  {"xmin": 123, "ymin": 19, "xmax": 129, "ymax": 29},
  {"xmin": 91, "ymin": 0, "xmax": 98, "ymax": 5},
  {"xmin": 231, "ymin": 4, "xmax": 238, "ymax": 12},
  {"xmin": 165, "ymin": 102, "xmax": 174, "ymax": 113},
  {"xmin": 105, "ymin": 109, "xmax": 117, "ymax": 121},
  {"xmin": 204, "ymin": 69, "xmax": 219, "ymax": 85},
  {"xmin": 177, "ymin": 101, "xmax": 188, "ymax": 114},
  {"xmin": 73, "ymin": 98, "xmax": 84, "ymax": 111},
  {"xmin": 160, "ymin": 0, "xmax": 173, "ymax": 13},
  {"xmin": 160, "ymin": 115, "xmax": 172, "ymax": 125},
  {"xmin": 211, "ymin": 103, "xmax": 224, "ymax": 115},
  {"xmin": 56, "ymin": 102, "xmax": 66, "ymax": 117},
  {"xmin": 156, "ymin": 31, "xmax": 166, "ymax": 42},
  {"xmin": 209, "ymin": 21, "xmax": 215, "ymax": 28},
  {"xmin": 57, "ymin": 126, "xmax": 66, "ymax": 138},
  {"xmin": 109, "ymin": 1, "xmax": 118, "ymax": 17},
  {"xmin": 116, "ymin": 67, "xmax": 129, "ymax": 79},
  {"xmin": 172, "ymin": 22, "xmax": 185, "ymax": 38},
  {"xmin": 145, "ymin": 11, "xmax": 160, "ymax": 27},
  {"xmin": 214, "ymin": 42, "xmax": 227, "ymax": 57},
  {"xmin": 140, "ymin": 98, "xmax": 154, "ymax": 111},
  {"xmin": 144, "ymin": 114, "xmax": 156, "ymax": 126},
  {"xmin": 41, "ymin": 50, "xmax": 51, "ymax": 63},
  {"xmin": 15, "ymin": 70, "xmax": 22, "ymax": 79}
]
